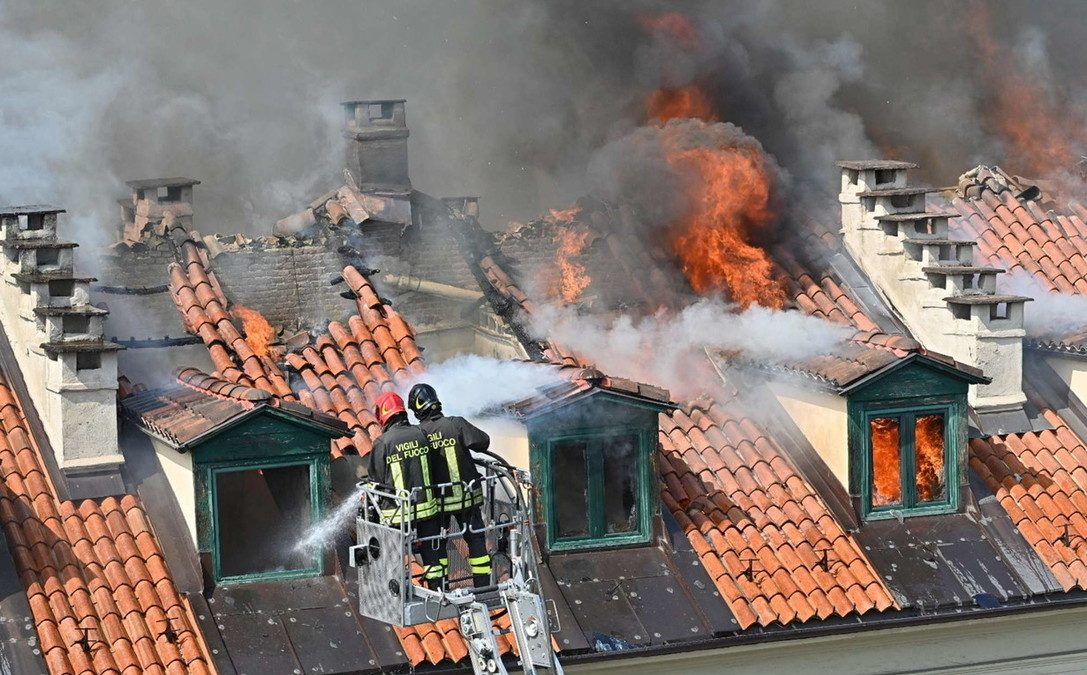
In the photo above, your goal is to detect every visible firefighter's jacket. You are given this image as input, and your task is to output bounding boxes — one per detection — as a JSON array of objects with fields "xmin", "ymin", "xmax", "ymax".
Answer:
[
  {"xmin": 365, "ymin": 420, "xmax": 439, "ymax": 524},
  {"xmin": 418, "ymin": 415, "xmax": 490, "ymax": 513}
]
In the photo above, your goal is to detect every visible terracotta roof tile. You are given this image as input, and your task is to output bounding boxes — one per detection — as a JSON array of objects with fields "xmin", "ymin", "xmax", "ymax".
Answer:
[
  {"xmin": 660, "ymin": 397, "xmax": 896, "ymax": 628},
  {"xmin": 970, "ymin": 403, "xmax": 1087, "ymax": 590},
  {"xmin": 0, "ymin": 370, "xmax": 212, "ymax": 674}
]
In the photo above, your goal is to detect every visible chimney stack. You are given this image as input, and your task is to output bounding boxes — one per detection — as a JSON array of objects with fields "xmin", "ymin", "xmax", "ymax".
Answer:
[
  {"xmin": 122, "ymin": 177, "xmax": 199, "ymax": 242},
  {"xmin": 0, "ymin": 205, "xmax": 124, "ymax": 497},
  {"xmin": 342, "ymin": 99, "xmax": 411, "ymax": 195},
  {"xmin": 838, "ymin": 160, "xmax": 1032, "ymax": 433}
]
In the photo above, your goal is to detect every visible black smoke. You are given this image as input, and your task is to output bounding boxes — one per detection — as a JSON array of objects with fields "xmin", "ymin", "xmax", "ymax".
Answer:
[{"xmin": 1, "ymin": 0, "xmax": 1084, "ymax": 243}]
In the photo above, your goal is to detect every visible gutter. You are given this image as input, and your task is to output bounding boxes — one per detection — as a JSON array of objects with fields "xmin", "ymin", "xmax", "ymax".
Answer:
[{"xmin": 555, "ymin": 589, "xmax": 1087, "ymax": 668}]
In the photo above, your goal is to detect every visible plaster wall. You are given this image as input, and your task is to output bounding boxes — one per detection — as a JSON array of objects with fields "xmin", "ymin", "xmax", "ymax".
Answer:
[
  {"xmin": 767, "ymin": 381, "xmax": 850, "ymax": 491},
  {"xmin": 153, "ymin": 440, "xmax": 197, "ymax": 544}
]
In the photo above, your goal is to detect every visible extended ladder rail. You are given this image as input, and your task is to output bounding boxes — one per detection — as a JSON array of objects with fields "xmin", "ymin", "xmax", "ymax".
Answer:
[{"xmin": 349, "ymin": 460, "xmax": 563, "ymax": 674}]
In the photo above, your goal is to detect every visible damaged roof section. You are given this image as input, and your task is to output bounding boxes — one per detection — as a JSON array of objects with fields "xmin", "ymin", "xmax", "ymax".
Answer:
[{"xmin": 122, "ymin": 367, "xmax": 349, "ymax": 449}]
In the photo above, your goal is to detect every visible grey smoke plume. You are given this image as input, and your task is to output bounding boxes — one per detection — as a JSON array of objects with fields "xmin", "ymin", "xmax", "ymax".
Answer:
[
  {"xmin": 1004, "ymin": 270, "xmax": 1087, "ymax": 338},
  {"xmin": 402, "ymin": 355, "xmax": 565, "ymax": 418},
  {"xmin": 528, "ymin": 300, "xmax": 851, "ymax": 399},
  {"xmin": 1, "ymin": 0, "xmax": 1084, "ymax": 247}
]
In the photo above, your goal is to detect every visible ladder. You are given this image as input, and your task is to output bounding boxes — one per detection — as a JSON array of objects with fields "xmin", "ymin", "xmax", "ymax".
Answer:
[{"xmin": 349, "ymin": 461, "xmax": 564, "ymax": 675}]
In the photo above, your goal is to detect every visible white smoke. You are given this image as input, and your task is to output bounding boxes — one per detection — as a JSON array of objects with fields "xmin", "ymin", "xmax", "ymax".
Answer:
[
  {"xmin": 401, "ymin": 354, "xmax": 566, "ymax": 417},
  {"xmin": 528, "ymin": 299, "xmax": 851, "ymax": 399},
  {"xmin": 1004, "ymin": 270, "xmax": 1087, "ymax": 338}
]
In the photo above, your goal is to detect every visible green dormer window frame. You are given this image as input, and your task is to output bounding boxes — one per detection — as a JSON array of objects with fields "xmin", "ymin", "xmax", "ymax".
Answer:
[
  {"xmin": 844, "ymin": 354, "xmax": 983, "ymax": 522},
  {"xmin": 856, "ymin": 400, "xmax": 960, "ymax": 519},
  {"xmin": 523, "ymin": 384, "xmax": 673, "ymax": 553},
  {"xmin": 538, "ymin": 425, "xmax": 654, "ymax": 551}
]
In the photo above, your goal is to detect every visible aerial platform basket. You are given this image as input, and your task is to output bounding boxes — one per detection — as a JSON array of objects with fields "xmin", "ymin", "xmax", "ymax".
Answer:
[{"xmin": 349, "ymin": 459, "xmax": 563, "ymax": 675}]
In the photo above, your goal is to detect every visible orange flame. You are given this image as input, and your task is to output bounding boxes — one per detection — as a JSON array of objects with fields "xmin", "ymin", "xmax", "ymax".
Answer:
[
  {"xmin": 914, "ymin": 414, "xmax": 945, "ymax": 502},
  {"xmin": 548, "ymin": 205, "xmax": 581, "ymax": 222},
  {"xmin": 553, "ymin": 226, "xmax": 592, "ymax": 304},
  {"xmin": 658, "ymin": 120, "xmax": 786, "ymax": 308},
  {"xmin": 232, "ymin": 304, "xmax": 276, "ymax": 358},
  {"xmin": 967, "ymin": 1, "xmax": 1086, "ymax": 176},
  {"xmin": 870, "ymin": 417, "xmax": 902, "ymax": 507},
  {"xmin": 646, "ymin": 86, "xmax": 718, "ymax": 125}
]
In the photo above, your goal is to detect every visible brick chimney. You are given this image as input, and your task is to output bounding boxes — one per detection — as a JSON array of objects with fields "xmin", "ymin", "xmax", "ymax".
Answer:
[
  {"xmin": 121, "ymin": 177, "xmax": 199, "ymax": 242},
  {"xmin": 342, "ymin": 99, "xmax": 411, "ymax": 194},
  {"xmin": 838, "ymin": 161, "xmax": 1032, "ymax": 432},
  {"xmin": 0, "ymin": 205, "xmax": 124, "ymax": 497}
]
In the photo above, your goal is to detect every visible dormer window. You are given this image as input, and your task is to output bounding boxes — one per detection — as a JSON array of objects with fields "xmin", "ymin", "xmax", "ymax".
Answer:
[
  {"xmin": 845, "ymin": 356, "xmax": 984, "ymax": 521},
  {"xmin": 515, "ymin": 370, "xmax": 673, "ymax": 552}
]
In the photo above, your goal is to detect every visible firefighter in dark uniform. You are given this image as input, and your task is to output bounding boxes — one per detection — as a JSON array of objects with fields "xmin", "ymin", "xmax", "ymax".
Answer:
[
  {"xmin": 365, "ymin": 391, "xmax": 445, "ymax": 588},
  {"xmin": 408, "ymin": 383, "xmax": 493, "ymax": 587}
]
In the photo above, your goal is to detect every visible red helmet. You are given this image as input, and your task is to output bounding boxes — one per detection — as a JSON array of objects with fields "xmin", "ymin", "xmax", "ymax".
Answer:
[{"xmin": 374, "ymin": 391, "xmax": 407, "ymax": 426}]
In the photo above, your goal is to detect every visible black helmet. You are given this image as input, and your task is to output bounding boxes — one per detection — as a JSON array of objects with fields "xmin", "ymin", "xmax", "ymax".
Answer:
[{"xmin": 408, "ymin": 383, "xmax": 442, "ymax": 418}]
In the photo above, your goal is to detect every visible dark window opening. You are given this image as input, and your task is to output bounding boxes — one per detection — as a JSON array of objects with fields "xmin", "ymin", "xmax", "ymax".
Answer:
[
  {"xmin": 36, "ymin": 248, "xmax": 59, "ymax": 267},
  {"xmin": 156, "ymin": 186, "xmax": 182, "ymax": 202},
  {"xmin": 547, "ymin": 431, "xmax": 647, "ymax": 548},
  {"xmin": 927, "ymin": 273, "xmax": 947, "ymax": 289},
  {"xmin": 63, "ymin": 316, "xmax": 90, "ymax": 334},
  {"xmin": 950, "ymin": 303, "xmax": 971, "ymax": 320},
  {"xmin": 991, "ymin": 302, "xmax": 1009, "ymax": 320},
  {"xmin": 76, "ymin": 352, "xmax": 100, "ymax": 371},
  {"xmin": 846, "ymin": 169, "xmax": 859, "ymax": 185},
  {"xmin": 552, "ymin": 440, "xmax": 589, "ymax": 540},
  {"xmin": 891, "ymin": 195, "xmax": 914, "ymax": 209},
  {"xmin": 880, "ymin": 222, "xmax": 899, "ymax": 237},
  {"xmin": 963, "ymin": 274, "xmax": 976, "ymax": 290},
  {"xmin": 867, "ymin": 409, "xmax": 950, "ymax": 515},
  {"xmin": 602, "ymin": 436, "xmax": 638, "ymax": 534},
  {"xmin": 215, "ymin": 463, "xmax": 316, "ymax": 578},
  {"xmin": 26, "ymin": 214, "xmax": 44, "ymax": 231},
  {"xmin": 48, "ymin": 280, "xmax": 74, "ymax": 298},
  {"xmin": 874, "ymin": 169, "xmax": 896, "ymax": 184}
]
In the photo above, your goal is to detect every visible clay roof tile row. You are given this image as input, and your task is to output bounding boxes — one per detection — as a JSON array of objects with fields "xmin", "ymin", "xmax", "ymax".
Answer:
[{"xmin": 0, "ymin": 371, "xmax": 212, "ymax": 674}]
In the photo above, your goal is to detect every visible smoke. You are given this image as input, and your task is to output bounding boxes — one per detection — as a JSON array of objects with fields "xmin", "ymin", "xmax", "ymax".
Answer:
[
  {"xmin": 402, "ymin": 354, "xmax": 566, "ymax": 417},
  {"xmin": 527, "ymin": 299, "xmax": 851, "ymax": 399},
  {"xmin": 3, "ymin": 0, "xmax": 1085, "ymax": 255},
  {"xmin": 1004, "ymin": 270, "xmax": 1087, "ymax": 338}
]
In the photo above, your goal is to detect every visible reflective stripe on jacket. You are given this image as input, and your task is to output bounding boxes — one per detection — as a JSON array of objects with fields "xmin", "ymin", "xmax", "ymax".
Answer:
[
  {"xmin": 419, "ymin": 415, "xmax": 490, "ymax": 513},
  {"xmin": 364, "ymin": 420, "xmax": 439, "ymax": 524}
]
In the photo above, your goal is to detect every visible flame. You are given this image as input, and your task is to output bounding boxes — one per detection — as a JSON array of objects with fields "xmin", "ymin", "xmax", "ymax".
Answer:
[
  {"xmin": 967, "ymin": 1, "xmax": 1087, "ymax": 176},
  {"xmin": 658, "ymin": 121, "xmax": 786, "ymax": 308},
  {"xmin": 232, "ymin": 304, "xmax": 276, "ymax": 358},
  {"xmin": 914, "ymin": 414, "xmax": 945, "ymax": 502},
  {"xmin": 554, "ymin": 226, "xmax": 592, "ymax": 304},
  {"xmin": 646, "ymin": 86, "xmax": 717, "ymax": 125},
  {"xmin": 548, "ymin": 205, "xmax": 581, "ymax": 223},
  {"xmin": 869, "ymin": 417, "xmax": 902, "ymax": 507}
]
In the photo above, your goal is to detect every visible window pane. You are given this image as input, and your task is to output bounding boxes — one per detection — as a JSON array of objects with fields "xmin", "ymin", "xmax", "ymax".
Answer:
[
  {"xmin": 602, "ymin": 435, "xmax": 639, "ymax": 534},
  {"xmin": 869, "ymin": 417, "xmax": 902, "ymax": 508},
  {"xmin": 914, "ymin": 414, "xmax": 947, "ymax": 503},
  {"xmin": 552, "ymin": 441, "xmax": 589, "ymax": 539},
  {"xmin": 216, "ymin": 464, "xmax": 314, "ymax": 578}
]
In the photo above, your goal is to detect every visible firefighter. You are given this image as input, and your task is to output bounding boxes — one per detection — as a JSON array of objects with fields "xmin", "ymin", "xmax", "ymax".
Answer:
[
  {"xmin": 364, "ymin": 391, "xmax": 445, "ymax": 588},
  {"xmin": 408, "ymin": 383, "xmax": 493, "ymax": 588}
]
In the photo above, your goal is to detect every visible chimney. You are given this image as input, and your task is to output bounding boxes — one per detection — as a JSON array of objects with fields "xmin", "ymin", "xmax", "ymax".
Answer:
[
  {"xmin": 0, "ymin": 205, "xmax": 124, "ymax": 498},
  {"xmin": 122, "ymin": 177, "xmax": 199, "ymax": 242},
  {"xmin": 342, "ymin": 99, "xmax": 411, "ymax": 194},
  {"xmin": 838, "ymin": 160, "xmax": 1032, "ymax": 433}
]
